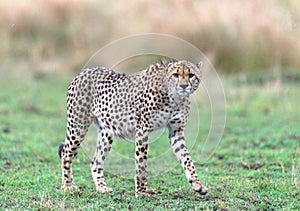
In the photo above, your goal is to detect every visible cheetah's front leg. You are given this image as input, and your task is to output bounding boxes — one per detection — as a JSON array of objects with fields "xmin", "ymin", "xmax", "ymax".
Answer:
[
  {"xmin": 169, "ymin": 127, "xmax": 208, "ymax": 195},
  {"xmin": 135, "ymin": 128, "xmax": 149, "ymax": 196}
]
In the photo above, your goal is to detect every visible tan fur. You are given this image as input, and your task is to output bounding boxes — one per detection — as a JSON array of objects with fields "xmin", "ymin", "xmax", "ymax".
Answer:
[{"xmin": 59, "ymin": 60, "xmax": 207, "ymax": 196}]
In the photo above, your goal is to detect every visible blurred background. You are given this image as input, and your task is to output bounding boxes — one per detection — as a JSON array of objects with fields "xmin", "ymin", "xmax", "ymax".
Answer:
[{"xmin": 1, "ymin": 0, "xmax": 299, "ymax": 79}]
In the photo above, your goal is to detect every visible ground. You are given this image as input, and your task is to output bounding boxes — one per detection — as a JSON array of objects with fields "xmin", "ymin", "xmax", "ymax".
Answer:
[{"xmin": 0, "ymin": 73, "xmax": 299, "ymax": 210}]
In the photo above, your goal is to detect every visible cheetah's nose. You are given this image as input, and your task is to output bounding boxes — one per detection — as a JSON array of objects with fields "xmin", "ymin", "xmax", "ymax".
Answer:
[{"xmin": 179, "ymin": 84, "xmax": 188, "ymax": 89}]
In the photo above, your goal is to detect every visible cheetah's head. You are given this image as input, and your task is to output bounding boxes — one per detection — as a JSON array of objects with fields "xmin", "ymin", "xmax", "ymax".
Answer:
[{"xmin": 167, "ymin": 60, "xmax": 202, "ymax": 96}]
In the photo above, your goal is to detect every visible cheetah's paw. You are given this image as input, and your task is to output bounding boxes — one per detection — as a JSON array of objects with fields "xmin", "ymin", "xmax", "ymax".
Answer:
[
  {"xmin": 191, "ymin": 181, "xmax": 208, "ymax": 195},
  {"xmin": 61, "ymin": 184, "xmax": 78, "ymax": 191},
  {"xmin": 135, "ymin": 191, "xmax": 150, "ymax": 197},
  {"xmin": 96, "ymin": 185, "xmax": 113, "ymax": 193}
]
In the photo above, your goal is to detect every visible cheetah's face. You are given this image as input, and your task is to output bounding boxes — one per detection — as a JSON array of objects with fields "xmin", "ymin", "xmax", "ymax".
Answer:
[{"xmin": 167, "ymin": 60, "xmax": 202, "ymax": 96}]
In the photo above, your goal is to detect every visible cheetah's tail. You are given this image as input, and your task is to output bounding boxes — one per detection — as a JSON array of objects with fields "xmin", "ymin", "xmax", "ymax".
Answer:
[{"xmin": 58, "ymin": 143, "xmax": 65, "ymax": 158}]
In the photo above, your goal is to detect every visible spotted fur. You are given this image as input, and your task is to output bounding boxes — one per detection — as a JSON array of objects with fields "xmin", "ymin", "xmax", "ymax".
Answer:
[{"xmin": 59, "ymin": 60, "xmax": 207, "ymax": 196}]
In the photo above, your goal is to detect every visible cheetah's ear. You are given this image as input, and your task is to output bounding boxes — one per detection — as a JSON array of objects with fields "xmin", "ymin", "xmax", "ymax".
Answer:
[{"xmin": 196, "ymin": 61, "xmax": 203, "ymax": 70}]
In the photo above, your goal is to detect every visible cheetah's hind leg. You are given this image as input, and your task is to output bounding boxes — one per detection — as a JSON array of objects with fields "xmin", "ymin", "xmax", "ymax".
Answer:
[
  {"xmin": 58, "ymin": 143, "xmax": 78, "ymax": 190},
  {"xmin": 90, "ymin": 128, "xmax": 114, "ymax": 193}
]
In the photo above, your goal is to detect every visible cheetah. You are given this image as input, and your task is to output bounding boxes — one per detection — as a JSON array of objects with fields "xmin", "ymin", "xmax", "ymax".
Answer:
[{"xmin": 58, "ymin": 60, "xmax": 208, "ymax": 196}]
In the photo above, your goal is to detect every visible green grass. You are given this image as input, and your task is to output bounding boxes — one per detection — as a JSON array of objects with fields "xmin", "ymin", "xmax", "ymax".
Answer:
[{"xmin": 0, "ymin": 73, "xmax": 299, "ymax": 210}]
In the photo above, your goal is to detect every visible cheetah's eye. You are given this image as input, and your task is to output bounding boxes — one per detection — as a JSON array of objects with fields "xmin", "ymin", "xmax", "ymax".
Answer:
[
  {"xmin": 172, "ymin": 73, "xmax": 179, "ymax": 78},
  {"xmin": 188, "ymin": 73, "xmax": 195, "ymax": 79}
]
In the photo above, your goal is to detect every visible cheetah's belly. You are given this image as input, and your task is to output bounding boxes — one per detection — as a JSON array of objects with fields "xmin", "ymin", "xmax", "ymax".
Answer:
[
  {"xmin": 94, "ymin": 106, "xmax": 136, "ymax": 140},
  {"xmin": 148, "ymin": 110, "xmax": 170, "ymax": 132},
  {"xmin": 95, "ymin": 109, "xmax": 170, "ymax": 140}
]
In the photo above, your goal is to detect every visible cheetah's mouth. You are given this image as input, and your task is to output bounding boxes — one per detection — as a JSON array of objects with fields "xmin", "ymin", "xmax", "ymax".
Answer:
[{"xmin": 178, "ymin": 89, "xmax": 193, "ymax": 96}]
